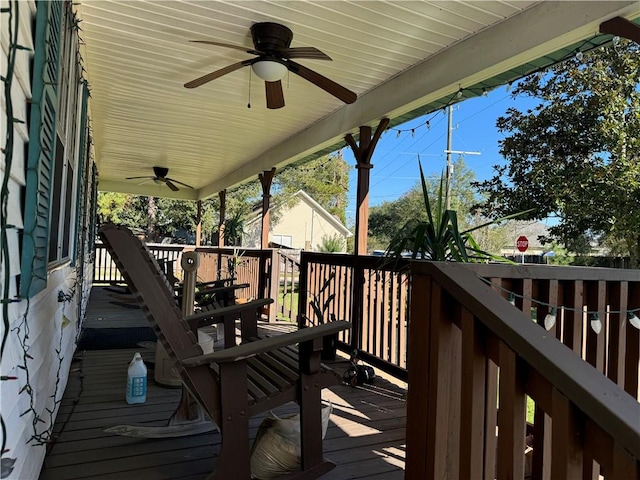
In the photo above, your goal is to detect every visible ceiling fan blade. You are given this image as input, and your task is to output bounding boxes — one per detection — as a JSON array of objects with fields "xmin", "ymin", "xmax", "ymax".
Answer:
[
  {"xmin": 265, "ymin": 81, "xmax": 285, "ymax": 109},
  {"xmin": 281, "ymin": 47, "xmax": 332, "ymax": 61},
  {"xmin": 164, "ymin": 179, "xmax": 180, "ymax": 192},
  {"xmin": 184, "ymin": 59, "xmax": 253, "ymax": 89},
  {"xmin": 287, "ymin": 60, "xmax": 357, "ymax": 104},
  {"xmin": 125, "ymin": 176, "xmax": 153, "ymax": 180},
  {"xmin": 189, "ymin": 40, "xmax": 262, "ymax": 56},
  {"xmin": 166, "ymin": 177, "xmax": 194, "ymax": 189}
]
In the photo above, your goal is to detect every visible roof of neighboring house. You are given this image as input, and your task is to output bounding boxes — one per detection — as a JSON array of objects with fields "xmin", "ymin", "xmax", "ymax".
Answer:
[{"xmin": 246, "ymin": 190, "xmax": 352, "ymax": 238}]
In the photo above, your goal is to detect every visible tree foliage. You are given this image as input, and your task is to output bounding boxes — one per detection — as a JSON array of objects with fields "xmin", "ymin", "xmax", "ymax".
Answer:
[
  {"xmin": 368, "ymin": 157, "xmax": 503, "ymax": 250},
  {"xmin": 96, "ymin": 152, "xmax": 349, "ymax": 244},
  {"xmin": 274, "ymin": 151, "xmax": 349, "ymax": 224},
  {"xmin": 473, "ymin": 40, "xmax": 640, "ymax": 266}
]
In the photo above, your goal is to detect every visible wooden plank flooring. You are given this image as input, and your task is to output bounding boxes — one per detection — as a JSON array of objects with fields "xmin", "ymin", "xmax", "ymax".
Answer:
[{"xmin": 40, "ymin": 290, "xmax": 407, "ymax": 480}]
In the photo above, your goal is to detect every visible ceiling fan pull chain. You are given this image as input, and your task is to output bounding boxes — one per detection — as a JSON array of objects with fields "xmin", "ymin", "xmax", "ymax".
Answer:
[{"xmin": 247, "ymin": 68, "xmax": 252, "ymax": 108}]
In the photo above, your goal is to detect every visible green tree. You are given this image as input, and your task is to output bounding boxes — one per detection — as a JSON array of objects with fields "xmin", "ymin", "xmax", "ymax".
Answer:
[
  {"xmin": 275, "ymin": 152, "xmax": 349, "ymax": 224},
  {"xmin": 96, "ymin": 152, "xmax": 350, "ymax": 244},
  {"xmin": 473, "ymin": 40, "xmax": 640, "ymax": 266},
  {"xmin": 369, "ymin": 157, "xmax": 484, "ymax": 249}
]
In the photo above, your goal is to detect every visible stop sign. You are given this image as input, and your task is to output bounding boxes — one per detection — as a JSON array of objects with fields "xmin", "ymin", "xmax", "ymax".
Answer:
[{"xmin": 516, "ymin": 236, "xmax": 529, "ymax": 252}]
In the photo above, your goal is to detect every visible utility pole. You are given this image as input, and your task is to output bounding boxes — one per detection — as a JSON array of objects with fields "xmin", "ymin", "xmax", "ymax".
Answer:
[{"xmin": 444, "ymin": 105, "xmax": 480, "ymax": 210}]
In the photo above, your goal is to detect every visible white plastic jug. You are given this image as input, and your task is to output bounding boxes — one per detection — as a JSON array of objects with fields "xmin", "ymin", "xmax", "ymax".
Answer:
[{"xmin": 126, "ymin": 352, "xmax": 147, "ymax": 404}]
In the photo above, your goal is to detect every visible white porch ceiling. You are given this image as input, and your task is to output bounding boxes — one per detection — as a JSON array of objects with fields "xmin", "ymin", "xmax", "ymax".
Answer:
[{"xmin": 76, "ymin": 1, "xmax": 640, "ymax": 201}]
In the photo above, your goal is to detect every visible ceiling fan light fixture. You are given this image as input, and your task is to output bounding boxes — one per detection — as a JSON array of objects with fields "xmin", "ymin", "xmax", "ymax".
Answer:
[{"xmin": 252, "ymin": 59, "xmax": 287, "ymax": 82}]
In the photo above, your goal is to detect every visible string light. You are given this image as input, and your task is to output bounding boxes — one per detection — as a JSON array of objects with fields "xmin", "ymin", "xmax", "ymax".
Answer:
[
  {"xmin": 544, "ymin": 307, "xmax": 557, "ymax": 330},
  {"xmin": 483, "ymin": 278, "xmax": 640, "ymax": 333},
  {"xmin": 590, "ymin": 313, "xmax": 602, "ymax": 334}
]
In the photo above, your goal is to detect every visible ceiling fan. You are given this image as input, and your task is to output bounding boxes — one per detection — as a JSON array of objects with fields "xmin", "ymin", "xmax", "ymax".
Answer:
[
  {"xmin": 126, "ymin": 166, "xmax": 194, "ymax": 192},
  {"xmin": 184, "ymin": 22, "xmax": 357, "ymax": 109}
]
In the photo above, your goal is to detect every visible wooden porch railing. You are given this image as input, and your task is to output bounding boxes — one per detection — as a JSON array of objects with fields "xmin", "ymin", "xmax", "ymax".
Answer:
[
  {"xmin": 405, "ymin": 261, "xmax": 640, "ymax": 479},
  {"xmin": 94, "ymin": 242, "xmax": 184, "ymax": 284},
  {"xmin": 277, "ymin": 251, "xmax": 300, "ymax": 322},
  {"xmin": 93, "ymin": 243, "xmax": 280, "ymax": 320},
  {"xmin": 298, "ymin": 253, "xmax": 411, "ymax": 380},
  {"xmin": 299, "ymin": 253, "xmax": 640, "ymax": 394}
]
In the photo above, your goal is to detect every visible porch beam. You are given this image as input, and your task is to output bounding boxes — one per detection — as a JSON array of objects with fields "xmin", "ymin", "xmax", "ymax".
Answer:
[
  {"xmin": 259, "ymin": 168, "xmax": 276, "ymax": 249},
  {"xmin": 600, "ymin": 16, "xmax": 640, "ymax": 44},
  {"xmin": 346, "ymin": 118, "xmax": 389, "ymax": 256}
]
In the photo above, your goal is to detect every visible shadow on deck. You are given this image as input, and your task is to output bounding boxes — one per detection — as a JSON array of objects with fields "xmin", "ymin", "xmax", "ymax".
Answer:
[{"xmin": 40, "ymin": 288, "xmax": 406, "ymax": 480}]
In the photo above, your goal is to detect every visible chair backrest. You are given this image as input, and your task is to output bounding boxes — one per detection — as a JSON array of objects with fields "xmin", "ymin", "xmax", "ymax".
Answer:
[{"xmin": 99, "ymin": 224, "xmax": 203, "ymax": 363}]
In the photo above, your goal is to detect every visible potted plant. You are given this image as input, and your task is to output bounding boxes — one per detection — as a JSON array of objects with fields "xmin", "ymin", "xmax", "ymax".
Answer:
[{"xmin": 385, "ymin": 162, "xmax": 526, "ymax": 264}]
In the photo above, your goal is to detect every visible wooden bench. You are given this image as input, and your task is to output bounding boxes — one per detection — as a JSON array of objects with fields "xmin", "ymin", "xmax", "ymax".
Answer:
[{"xmin": 99, "ymin": 223, "xmax": 350, "ymax": 479}]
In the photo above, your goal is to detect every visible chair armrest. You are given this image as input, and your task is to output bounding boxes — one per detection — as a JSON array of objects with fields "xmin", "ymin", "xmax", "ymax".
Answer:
[
  {"xmin": 185, "ymin": 298, "xmax": 273, "ymax": 329},
  {"xmin": 182, "ymin": 321, "xmax": 351, "ymax": 366}
]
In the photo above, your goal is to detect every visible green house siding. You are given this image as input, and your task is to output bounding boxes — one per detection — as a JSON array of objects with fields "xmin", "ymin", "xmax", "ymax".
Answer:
[{"xmin": 21, "ymin": 0, "xmax": 62, "ymax": 297}]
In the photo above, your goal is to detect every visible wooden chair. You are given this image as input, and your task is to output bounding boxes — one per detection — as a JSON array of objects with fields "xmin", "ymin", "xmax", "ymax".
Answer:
[{"xmin": 98, "ymin": 223, "xmax": 350, "ymax": 479}]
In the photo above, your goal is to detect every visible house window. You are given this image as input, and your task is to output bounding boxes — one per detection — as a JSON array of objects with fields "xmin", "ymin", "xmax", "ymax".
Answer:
[
  {"xmin": 272, "ymin": 235, "xmax": 293, "ymax": 248},
  {"xmin": 21, "ymin": 1, "xmax": 87, "ymax": 296},
  {"xmin": 48, "ymin": 8, "xmax": 81, "ymax": 266}
]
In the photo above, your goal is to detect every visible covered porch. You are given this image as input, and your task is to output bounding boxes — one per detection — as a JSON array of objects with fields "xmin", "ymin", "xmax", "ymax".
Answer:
[
  {"xmin": 42, "ymin": 247, "xmax": 640, "ymax": 479},
  {"xmin": 4, "ymin": 1, "xmax": 638, "ymax": 479},
  {"xmin": 40, "ymin": 286, "xmax": 407, "ymax": 480}
]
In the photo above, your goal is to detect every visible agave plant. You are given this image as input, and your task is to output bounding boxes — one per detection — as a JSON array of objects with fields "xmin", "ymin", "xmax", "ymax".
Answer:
[{"xmin": 385, "ymin": 162, "xmax": 525, "ymax": 263}]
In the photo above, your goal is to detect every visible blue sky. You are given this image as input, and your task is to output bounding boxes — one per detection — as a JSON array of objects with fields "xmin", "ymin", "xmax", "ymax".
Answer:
[{"xmin": 343, "ymin": 85, "xmax": 538, "ymax": 225}]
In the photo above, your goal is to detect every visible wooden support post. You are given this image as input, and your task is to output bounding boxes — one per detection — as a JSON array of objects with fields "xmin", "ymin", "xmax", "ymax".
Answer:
[
  {"xmin": 259, "ymin": 168, "xmax": 276, "ymax": 250},
  {"xmin": 345, "ymin": 118, "xmax": 389, "ymax": 256},
  {"xmin": 218, "ymin": 190, "xmax": 226, "ymax": 247},
  {"xmin": 195, "ymin": 200, "xmax": 202, "ymax": 247}
]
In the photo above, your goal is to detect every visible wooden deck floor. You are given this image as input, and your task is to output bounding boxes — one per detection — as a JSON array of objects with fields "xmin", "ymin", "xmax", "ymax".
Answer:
[{"xmin": 40, "ymin": 288, "xmax": 407, "ymax": 480}]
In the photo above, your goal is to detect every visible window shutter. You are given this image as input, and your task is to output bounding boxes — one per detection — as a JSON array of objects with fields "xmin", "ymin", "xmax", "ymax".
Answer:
[
  {"xmin": 71, "ymin": 82, "xmax": 89, "ymax": 267},
  {"xmin": 20, "ymin": 0, "xmax": 63, "ymax": 297}
]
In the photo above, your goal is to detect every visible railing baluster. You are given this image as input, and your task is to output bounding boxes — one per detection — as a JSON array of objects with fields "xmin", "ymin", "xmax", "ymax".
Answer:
[
  {"xmin": 562, "ymin": 280, "xmax": 584, "ymax": 355},
  {"xmin": 625, "ymin": 282, "xmax": 640, "ymax": 400},
  {"xmin": 496, "ymin": 341, "xmax": 526, "ymax": 480},
  {"xmin": 406, "ymin": 270, "xmax": 432, "ymax": 479},
  {"xmin": 608, "ymin": 281, "xmax": 628, "ymax": 386},
  {"xmin": 551, "ymin": 388, "xmax": 583, "ymax": 478},
  {"xmin": 460, "ymin": 308, "xmax": 486, "ymax": 478},
  {"xmin": 585, "ymin": 280, "xmax": 607, "ymax": 372}
]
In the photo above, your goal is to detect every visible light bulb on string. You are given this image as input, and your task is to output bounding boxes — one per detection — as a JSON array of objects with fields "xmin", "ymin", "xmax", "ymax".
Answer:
[
  {"xmin": 590, "ymin": 313, "xmax": 602, "ymax": 334},
  {"xmin": 612, "ymin": 35, "xmax": 620, "ymax": 47},
  {"xmin": 575, "ymin": 50, "xmax": 584, "ymax": 61},
  {"xmin": 544, "ymin": 307, "xmax": 557, "ymax": 331},
  {"xmin": 456, "ymin": 89, "xmax": 463, "ymax": 99},
  {"xmin": 482, "ymin": 88, "xmax": 488, "ymax": 97},
  {"xmin": 507, "ymin": 293, "xmax": 516, "ymax": 306},
  {"xmin": 628, "ymin": 311, "xmax": 640, "ymax": 330}
]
